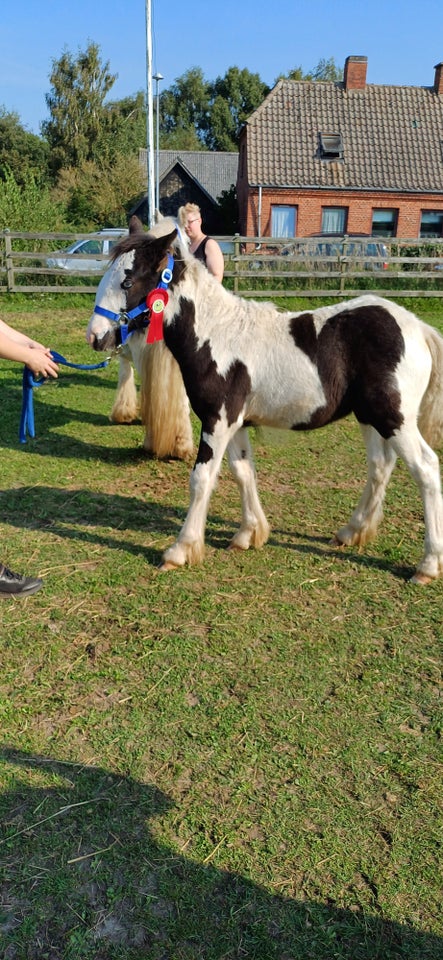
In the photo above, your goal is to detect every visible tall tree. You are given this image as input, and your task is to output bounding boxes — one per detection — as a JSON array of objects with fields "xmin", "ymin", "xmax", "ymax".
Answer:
[
  {"xmin": 0, "ymin": 168, "xmax": 65, "ymax": 231},
  {"xmin": 42, "ymin": 42, "xmax": 117, "ymax": 176},
  {"xmin": 160, "ymin": 67, "xmax": 210, "ymax": 149},
  {"xmin": 279, "ymin": 57, "xmax": 343, "ymax": 83},
  {"xmin": 206, "ymin": 67, "xmax": 269, "ymax": 150},
  {"xmin": 311, "ymin": 57, "xmax": 343, "ymax": 81},
  {"xmin": 97, "ymin": 92, "xmax": 147, "ymax": 163},
  {"xmin": 0, "ymin": 108, "xmax": 49, "ymax": 185},
  {"xmin": 159, "ymin": 65, "xmax": 269, "ymax": 151},
  {"xmin": 52, "ymin": 154, "xmax": 145, "ymax": 228}
]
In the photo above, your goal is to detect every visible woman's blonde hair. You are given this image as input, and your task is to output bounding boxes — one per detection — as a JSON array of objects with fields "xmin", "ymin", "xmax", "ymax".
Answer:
[{"xmin": 178, "ymin": 202, "xmax": 201, "ymax": 228}]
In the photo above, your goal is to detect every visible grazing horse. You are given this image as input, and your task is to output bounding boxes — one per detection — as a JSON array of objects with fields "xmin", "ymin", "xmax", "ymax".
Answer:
[
  {"xmin": 89, "ymin": 227, "xmax": 443, "ymax": 584},
  {"xmin": 86, "ymin": 217, "xmax": 194, "ymax": 460}
]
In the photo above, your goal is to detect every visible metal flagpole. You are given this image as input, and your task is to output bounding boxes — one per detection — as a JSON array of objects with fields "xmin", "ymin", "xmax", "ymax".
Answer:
[
  {"xmin": 153, "ymin": 72, "xmax": 164, "ymax": 214},
  {"xmin": 145, "ymin": 0, "xmax": 155, "ymax": 227}
]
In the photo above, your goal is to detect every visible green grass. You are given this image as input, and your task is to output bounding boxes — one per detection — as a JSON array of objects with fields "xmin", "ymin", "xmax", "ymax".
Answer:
[{"xmin": 0, "ymin": 299, "xmax": 442, "ymax": 959}]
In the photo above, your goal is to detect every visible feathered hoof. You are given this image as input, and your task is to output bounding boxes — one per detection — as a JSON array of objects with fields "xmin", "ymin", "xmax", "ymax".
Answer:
[
  {"xmin": 110, "ymin": 413, "xmax": 138, "ymax": 424},
  {"xmin": 410, "ymin": 571, "xmax": 436, "ymax": 585},
  {"xmin": 330, "ymin": 535, "xmax": 347, "ymax": 547},
  {"xmin": 161, "ymin": 539, "xmax": 204, "ymax": 569},
  {"xmin": 332, "ymin": 523, "xmax": 375, "ymax": 547},
  {"xmin": 173, "ymin": 443, "xmax": 195, "ymax": 461}
]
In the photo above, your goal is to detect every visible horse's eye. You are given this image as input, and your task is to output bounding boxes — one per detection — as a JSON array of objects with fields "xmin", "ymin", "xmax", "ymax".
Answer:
[{"xmin": 122, "ymin": 277, "xmax": 132, "ymax": 290}]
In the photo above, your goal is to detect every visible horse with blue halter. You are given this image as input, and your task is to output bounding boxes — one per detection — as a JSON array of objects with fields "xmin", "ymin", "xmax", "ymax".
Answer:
[
  {"xmin": 88, "ymin": 220, "xmax": 443, "ymax": 585},
  {"xmin": 86, "ymin": 216, "xmax": 193, "ymax": 460}
]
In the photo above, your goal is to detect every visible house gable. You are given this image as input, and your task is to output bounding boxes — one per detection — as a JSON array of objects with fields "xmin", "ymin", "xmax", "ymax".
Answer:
[
  {"xmin": 135, "ymin": 149, "xmax": 239, "ymax": 232},
  {"xmin": 237, "ymin": 56, "xmax": 443, "ymax": 239}
]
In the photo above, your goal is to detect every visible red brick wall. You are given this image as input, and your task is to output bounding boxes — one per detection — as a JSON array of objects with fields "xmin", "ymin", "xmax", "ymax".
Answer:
[{"xmin": 238, "ymin": 187, "xmax": 443, "ymax": 239}]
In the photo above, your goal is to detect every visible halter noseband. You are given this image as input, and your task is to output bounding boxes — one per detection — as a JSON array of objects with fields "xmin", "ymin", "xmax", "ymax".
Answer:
[{"xmin": 94, "ymin": 252, "xmax": 174, "ymax": 346}]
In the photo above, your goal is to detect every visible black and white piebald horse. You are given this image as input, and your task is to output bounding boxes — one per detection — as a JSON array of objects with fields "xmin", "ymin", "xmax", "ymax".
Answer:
[
  {"xmin": 86, "ymin": 217, "xmax": 193, "ymax": 460},
  {"xmin": 88, "ymin": 224, "xmax": 443, "ymax": 584}
]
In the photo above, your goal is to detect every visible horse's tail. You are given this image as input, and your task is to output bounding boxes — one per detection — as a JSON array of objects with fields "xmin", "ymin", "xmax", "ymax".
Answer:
[
  {"xmin": 140, "ymin": 341, "xmax": 194, "ymax": 460},
  {"xmin": 418, "ymin": 324, "xmax": 443, "ymax": 448}
]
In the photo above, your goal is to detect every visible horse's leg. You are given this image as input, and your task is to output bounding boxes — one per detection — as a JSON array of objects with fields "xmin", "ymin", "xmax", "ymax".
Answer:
[
  {"xmin": 334, "ymin": 424, "xmax": 397, "ymax": 546},
  {"xmin": 109, "ymin": 352, "xmax": 138, "ymax": 423},
  {"xmin": 226, "ymin": 428, "xmax": 270, "ymax": 550},
  {"xmin": 389, "ymin": 425, "xmax": 443, "ymax": 583},
  {"xmin": 161, "ymin": 420, "xmax": 236, "ymax": 570}
]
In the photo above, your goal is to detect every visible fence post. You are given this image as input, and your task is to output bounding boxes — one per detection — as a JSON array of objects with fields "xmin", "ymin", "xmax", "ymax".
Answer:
[
  {"xmin": 233, "ymin": 233, "xmax": 240, "ymax": 295},
  {"xmin": 339, "ymin": 237, "xmax": 349, "ymax": 295},
  {"xmin": 4, "ymin": 230, "xmax": 14, "ymax": 292}
]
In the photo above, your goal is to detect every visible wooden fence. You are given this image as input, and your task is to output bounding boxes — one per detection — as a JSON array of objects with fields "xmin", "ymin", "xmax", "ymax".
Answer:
[{"xmin": 1, "ymin": 230, "xmax": 443, "ymax": 298}]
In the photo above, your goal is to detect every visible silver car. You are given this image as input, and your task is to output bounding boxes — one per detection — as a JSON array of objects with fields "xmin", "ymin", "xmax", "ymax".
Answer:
[
  {"xmin": 281, "ymin": 234, "xmax": 389, "ymax": 271},
  {"xmin": 46, "ymin": 229, "xmax": 126, "ymax": 273}
]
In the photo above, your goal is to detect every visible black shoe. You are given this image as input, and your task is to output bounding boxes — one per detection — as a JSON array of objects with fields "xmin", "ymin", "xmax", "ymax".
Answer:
[{"xmin": 0, "ymin": 564, "xmax": 43, "ymax": 597}]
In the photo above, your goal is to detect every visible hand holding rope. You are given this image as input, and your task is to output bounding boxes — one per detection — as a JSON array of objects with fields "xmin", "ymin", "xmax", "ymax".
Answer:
[{"xmin": 19, "ymin": 350, "xmax": 112, "ymax": 444}]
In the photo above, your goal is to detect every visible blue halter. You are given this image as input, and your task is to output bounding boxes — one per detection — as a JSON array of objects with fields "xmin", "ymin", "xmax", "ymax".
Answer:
[
  {"xmin": 19, "ymin": 253, "xmax": 176, "ymax": 443},
  {"xmin": 93, "ymin": 302, "xmax": 148, "ymax": 346},
  {"xmin": 94, "ymin": 253, "xmax": 174, "ymax": 345}
]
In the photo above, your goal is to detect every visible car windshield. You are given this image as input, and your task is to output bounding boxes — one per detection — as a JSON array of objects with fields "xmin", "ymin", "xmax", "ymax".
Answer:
[{"xmin": 75, "ymin": 240, "xmax": 103, "ymax": 255}]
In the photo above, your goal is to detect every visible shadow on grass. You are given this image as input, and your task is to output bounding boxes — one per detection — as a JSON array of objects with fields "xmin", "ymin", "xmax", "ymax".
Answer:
[
  {"xmin": 0, "ymin": 485, "xmax": 417, "ymax": 580},
  {"xmin": 0, "ymin": 486, "xmax": 186, "ymax": 567},
  {"xmin": 1, "ymin": 373, "xmax": 143, "ymax": 459},
  {"xmin": 3, "ymin": 371, "xmax": 118, "ymax": 392},
  {"xmin": 269, "ymin": 529, "xmax": 416, "ymax": 581},
  {"xmin": 0, "ymin": 747, "xmax": 441, "ymax": 960}
]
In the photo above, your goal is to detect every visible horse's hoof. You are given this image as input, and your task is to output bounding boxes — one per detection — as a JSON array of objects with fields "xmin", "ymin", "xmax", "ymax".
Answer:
[
  {"xmin": 330, "ymin": 535, "xmax": 346, "ymax": 547},
  {"xmin": 410, "ymin": 571, "xmax": 435, "ymax": 585},
  {"xmin": 158, "ymin": 560, "xmax": 181, "ymax": 572}
]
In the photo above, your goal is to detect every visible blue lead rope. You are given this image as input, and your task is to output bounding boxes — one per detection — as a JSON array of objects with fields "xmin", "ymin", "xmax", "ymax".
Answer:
[{"xmin": 19, "ymin": 350, "xmax": 111, "ymax": 444}]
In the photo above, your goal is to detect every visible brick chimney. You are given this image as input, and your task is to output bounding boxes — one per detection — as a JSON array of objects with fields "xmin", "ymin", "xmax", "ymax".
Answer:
[
  {"xmin": 434, "ymin": 62, "xmax": 443, "ymax": 94},
  {"xmin": 344, "ymin": 56, "xmax": 368, "ymax": 91}
]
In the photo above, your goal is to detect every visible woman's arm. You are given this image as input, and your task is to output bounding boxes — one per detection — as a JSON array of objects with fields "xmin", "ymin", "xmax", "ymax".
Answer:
[
  {"xmin": 0, "ymin": 326, "xmax": 58, "ymax": 378},
  {"xmin": 204, "ymin": 238, "xmax": 225, "ymax": 282},
  {"xmin": 0, "ymin": 317, "xmax": 47, "ymax": 351}
]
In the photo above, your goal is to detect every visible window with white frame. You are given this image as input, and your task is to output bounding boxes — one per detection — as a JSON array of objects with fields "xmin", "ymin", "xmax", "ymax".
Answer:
[
  {"xmin": 321, "ymin": 207, "xmax": 347, "ymax": 233},
  {"xmin": 372, "ymin": 209, "xmax": 397, "ymax": 237},
  {"xmin": 420, "ymin": 211, "xmax": 443, "ymax": 238},
  {"xmin": 271, "ymin": 205, "xmax": 297, "ymax": 238}
]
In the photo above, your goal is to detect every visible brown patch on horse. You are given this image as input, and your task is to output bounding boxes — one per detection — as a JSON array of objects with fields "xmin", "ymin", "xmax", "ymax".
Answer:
[
  {"xmin": 290, "ymin": 305, "xmax": 405, "ymax": 437},
  {"xmin": 165, "ymin": 298, "xmax": 252, "ymax": 442}
]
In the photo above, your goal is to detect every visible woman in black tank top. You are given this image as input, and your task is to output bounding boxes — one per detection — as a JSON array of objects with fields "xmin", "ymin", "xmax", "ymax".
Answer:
[{"xmin": 179, "ymin": 203, "xmax": 224, "ymax": 281}]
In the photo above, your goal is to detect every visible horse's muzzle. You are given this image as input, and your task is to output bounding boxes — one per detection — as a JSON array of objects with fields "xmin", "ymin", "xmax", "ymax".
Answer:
[{"xmin": 91, "ymin": 324, "xmax": 121, "ymax": 352}]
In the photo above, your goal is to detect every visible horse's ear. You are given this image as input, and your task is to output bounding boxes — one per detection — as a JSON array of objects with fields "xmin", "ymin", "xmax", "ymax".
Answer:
[
  {"xmin": 128, "ymin": 215, "xmax": 144, "ymax": 236},
  {"xmin": 152, "ymin": 229, "xmax": 178, "ymax": 255}
]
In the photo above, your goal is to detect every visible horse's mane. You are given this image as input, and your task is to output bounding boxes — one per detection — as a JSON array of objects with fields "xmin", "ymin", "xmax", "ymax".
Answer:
[{"xmin": 111, "ymin": 219, "xmax": 190, "ymax": 266}]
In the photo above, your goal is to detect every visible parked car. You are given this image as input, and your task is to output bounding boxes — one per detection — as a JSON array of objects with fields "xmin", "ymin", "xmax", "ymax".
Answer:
[
  {"xmin": 218, "ymin": 239, "xmax": 236, "ymax": 255},
  {"xmin": 46, "ymin": 229, "xmax": 127, "ymax": 272},
  {"xmin": 280, "ymin": 234, "xmax": 389, "ymax": 271}
]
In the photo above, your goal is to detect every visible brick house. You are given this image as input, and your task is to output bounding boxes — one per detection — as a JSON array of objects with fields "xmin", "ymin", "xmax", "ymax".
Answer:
[
  {"xmin": 134, "ymin": 149, "xmax": 238, "ymax": 234},
  {"xmin": 237, "ymin": 56, "xmax": 443, "ymax": 240}
]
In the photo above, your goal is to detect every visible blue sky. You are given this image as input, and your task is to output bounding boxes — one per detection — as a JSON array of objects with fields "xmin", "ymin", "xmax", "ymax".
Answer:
[{"xmin": 2, "ymin": 0, "xmax": 443, "ymax": 134}]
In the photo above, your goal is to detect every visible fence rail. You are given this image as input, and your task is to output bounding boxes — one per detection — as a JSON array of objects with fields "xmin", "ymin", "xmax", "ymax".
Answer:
[{"xmin": 1, "ymin": 230, "xmax": 443, "ymax": 298}]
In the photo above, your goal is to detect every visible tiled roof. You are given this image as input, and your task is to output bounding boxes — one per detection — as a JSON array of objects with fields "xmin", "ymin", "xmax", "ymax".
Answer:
[
  {"xmin": 139, "ymin": 149, "xmax": 239, "ymax": 201},
  {"xmin": 244, "ymin": 79, "xmax": 443, "ymax": 192}
]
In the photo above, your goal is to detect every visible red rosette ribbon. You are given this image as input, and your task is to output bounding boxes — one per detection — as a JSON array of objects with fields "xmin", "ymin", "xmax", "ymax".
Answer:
[{"xmin": 146, "ymin": 288, "xmax": 169, "ymax": 342}]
